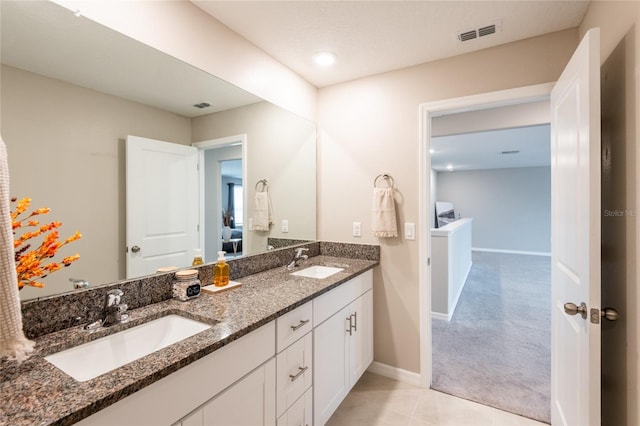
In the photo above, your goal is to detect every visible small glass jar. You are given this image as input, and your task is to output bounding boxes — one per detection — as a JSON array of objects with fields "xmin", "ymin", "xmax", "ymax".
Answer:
[{"xmin": 172, "ymin": 269, "xmax": 201, "ymax": 301}]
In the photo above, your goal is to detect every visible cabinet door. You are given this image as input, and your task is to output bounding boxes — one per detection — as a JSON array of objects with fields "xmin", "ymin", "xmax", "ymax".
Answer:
[
  {"xmin": 202, "ymin": 359, "xmax": 275, "ymax": 426},
  {"xmin": 349, "ymin": 289, "xmax": 373, "ymax": 385},
  {"xmin": 313, "ymin": 305, "xmax": 350, "ymax": 426}
]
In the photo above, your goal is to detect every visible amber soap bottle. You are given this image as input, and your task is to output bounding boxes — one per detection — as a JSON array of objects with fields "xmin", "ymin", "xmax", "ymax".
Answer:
[{"xmin": 213, "ymin": 251, "xmax": 230, "ymax": 287}]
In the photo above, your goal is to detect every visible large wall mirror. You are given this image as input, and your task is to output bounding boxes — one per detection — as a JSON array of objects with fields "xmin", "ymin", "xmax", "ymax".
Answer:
[{"xmin": 1, "ymin": 1, "xmax": 317, "ymax": 301}]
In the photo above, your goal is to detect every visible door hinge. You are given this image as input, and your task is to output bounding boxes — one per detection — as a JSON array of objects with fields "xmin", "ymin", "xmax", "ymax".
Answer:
[
  {"xmin": 197, "ymin": 224, "xmax": 200, "ymax": 232},
  {"xmin": 427, "ymin": 257, "xmax": 431, "ymax": 266}
]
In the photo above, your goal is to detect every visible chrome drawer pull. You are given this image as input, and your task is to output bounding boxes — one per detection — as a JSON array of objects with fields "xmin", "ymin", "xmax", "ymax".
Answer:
[
  {"xmin": 290, "ymin": 319, "xmax": 310, "ymax": 331},
  {"xmin": 346, "ymin": 316, "xmax": 353, "ymax": 335},
  {"xmin": 289, "ymin": 366, "xmax": 308, "ymax": 382},
  {"xmin": 351, "ymin": 312, "xmax": 357, "ymax": 331}
]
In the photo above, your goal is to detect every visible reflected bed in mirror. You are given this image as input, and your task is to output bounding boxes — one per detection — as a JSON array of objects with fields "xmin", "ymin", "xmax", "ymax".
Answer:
[{"xmin": 1, "ymin": 1, "xmax": 316, "ymax": 300}]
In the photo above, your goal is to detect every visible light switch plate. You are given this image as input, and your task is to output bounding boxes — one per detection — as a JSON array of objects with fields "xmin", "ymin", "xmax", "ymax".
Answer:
[
  {"xmin": 404, "ymin": 222, "xmax": 415, "ymax": 240},
  {"xmin": 281, "ymin": 219, "xmax": 289, "ymax": 233},
  {"xmin": 353, "ymin": 222, "xmax": 361, "ymax": 237}
]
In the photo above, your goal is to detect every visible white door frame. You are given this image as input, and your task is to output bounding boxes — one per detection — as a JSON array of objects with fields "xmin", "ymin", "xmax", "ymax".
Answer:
[
  {"xmin": 417, "ymin": 83, "xmax": 554, "ymax": 387},
  {"xmin": 193, "ymin": 134, "xmax": 247, "ymax": 260}
]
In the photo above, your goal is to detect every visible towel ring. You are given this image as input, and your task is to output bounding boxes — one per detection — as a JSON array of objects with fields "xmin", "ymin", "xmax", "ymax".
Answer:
[
  {"xmin": 255, "ymin": 179, "xmax": 268, "ymax": 192},
  {"xmin": 373, "ymin": 173, "xmax": 394, "ymax": 188}
]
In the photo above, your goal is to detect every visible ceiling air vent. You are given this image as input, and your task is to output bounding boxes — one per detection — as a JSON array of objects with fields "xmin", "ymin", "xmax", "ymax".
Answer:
[
  {"xmin": 193, "ymin": 102, "xmax": 211, "ymax": 109},
  {"xmin": 478, "ymin": 24, "xmax": 496, "ymax": 38},
  {"xmin": 457, "ymin": 21, "xmax": 501, "ymax": 42},
  {"xmin": 457, "ymin": 30, "xmax": 477, "ymax": 42}
]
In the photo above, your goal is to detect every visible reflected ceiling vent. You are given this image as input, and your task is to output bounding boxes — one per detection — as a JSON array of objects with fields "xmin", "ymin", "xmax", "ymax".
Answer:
[
  {"xmin": 193, "ymin": 102, "xmax": 211, "ymax": 109},
  {"xmin": 457, "ymin": 21, "xmax": 501, "ymax": 42},
  {"xmin": 501, "ymin": 150, "xmax": 520, "ymax": 155}
]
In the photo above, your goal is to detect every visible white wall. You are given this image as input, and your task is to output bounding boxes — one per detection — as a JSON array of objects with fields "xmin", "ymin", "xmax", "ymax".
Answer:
[
  {"xmin": 192, "ymin": 102, "xmax": 316, "ymax": 255},
  {"xmin": 1, "ymin": 65, "xmax": 191, "ymax": 299},
  {"xmin": 436, "ymin": 166, "xmax": 551, "ymax": 254},
  {"xmin": 318, "ymin": 29, "xmax": 578, "ymax": 372}
]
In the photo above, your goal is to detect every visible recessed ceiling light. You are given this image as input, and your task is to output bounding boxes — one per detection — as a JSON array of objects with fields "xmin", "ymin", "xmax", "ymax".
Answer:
[{"xmin": 313, "ymin": 51, "xmax": 336, "ymax": 67}]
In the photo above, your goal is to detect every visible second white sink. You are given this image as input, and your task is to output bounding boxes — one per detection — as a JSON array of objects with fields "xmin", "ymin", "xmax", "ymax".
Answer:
[
  {"xmin": 290, "ymin": 265, "xmax": 344, "ymax": 279},
  {"xmin": 45, "ymin": 314, "xmax": 212, "ymax": 382}
]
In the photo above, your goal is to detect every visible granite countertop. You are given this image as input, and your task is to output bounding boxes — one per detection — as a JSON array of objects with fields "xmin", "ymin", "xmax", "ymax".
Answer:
[{"xmin": 0, "ymin": 255, "xmax": 377, "ymax": 426}]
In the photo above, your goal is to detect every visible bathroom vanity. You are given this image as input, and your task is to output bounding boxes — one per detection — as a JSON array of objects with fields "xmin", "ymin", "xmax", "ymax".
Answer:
[{"xmin": 0, "ymin": 243, "xmax": 378, "ymax": 426}]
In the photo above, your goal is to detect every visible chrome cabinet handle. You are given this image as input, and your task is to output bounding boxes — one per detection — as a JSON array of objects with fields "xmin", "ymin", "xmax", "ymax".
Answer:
[
  {"xmin": 346, "ymin": 316, "xmax": 353, "ymax": 335},
  {"xmin": 351, "ymin": 312, "xmax": 357, "ymax": 332},
  {"xmin": 290, "ymin": 319, "xmax": 310, "ymax": 331},
  {"xmin": 289, "ymin": 366, "xmax": 308, "ymax": 382}
]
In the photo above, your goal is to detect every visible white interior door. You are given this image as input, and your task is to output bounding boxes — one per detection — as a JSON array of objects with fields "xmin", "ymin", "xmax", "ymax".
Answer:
[
  {"xmin": 550, "ymin": 28, "xmax": 601, "ymax": 426},
  {"xmin": 126, "ymin": 135, "xmax": 199, "ymax": 278}
]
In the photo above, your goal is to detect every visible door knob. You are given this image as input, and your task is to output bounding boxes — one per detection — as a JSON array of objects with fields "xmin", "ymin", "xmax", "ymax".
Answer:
[
  {"xmin": 131, "ymin": 245, "xmax": 141, "ymax": 253},
  {"xmin": 564, "ymin": 302, "xmax": 587, "ymax": 319},
  {"xmin": 601, "ymin": 307, "xmax": 619, "ymax": 321}
]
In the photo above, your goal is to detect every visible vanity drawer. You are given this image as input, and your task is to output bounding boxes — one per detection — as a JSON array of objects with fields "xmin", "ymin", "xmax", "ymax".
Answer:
[
  {"xmin": 313, "ymin": 270, "xmax": 372, "ymax": 326},
  {"xmin": 277, "ymin": 388, "xmax": 312, "ymax": 426},
  {"xmin": 276, "ymin": 331, "xmax": 312, "ymax": 417},
  {"xmin": 276, "ymin": 301, "xmax": 313, "ymax": 352}
]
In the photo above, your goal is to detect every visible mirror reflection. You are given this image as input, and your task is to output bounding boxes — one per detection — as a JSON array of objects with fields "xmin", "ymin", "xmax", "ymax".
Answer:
[{"xmin": 1, "ymin": 1, "xmax": 316, "ymax": 300}]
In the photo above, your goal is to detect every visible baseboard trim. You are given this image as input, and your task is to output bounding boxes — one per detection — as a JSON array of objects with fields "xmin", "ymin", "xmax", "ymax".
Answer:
[
  {"xmin": 431, "ymin": 311, "xmax": 450, "ymax": 321},
  {"xmin": 472, "ymin": 247, "xmax": 551, "ymax": 257},
  {"xmin": 367, "ymin": 361, "xmax": 422, "ymax": 387}
]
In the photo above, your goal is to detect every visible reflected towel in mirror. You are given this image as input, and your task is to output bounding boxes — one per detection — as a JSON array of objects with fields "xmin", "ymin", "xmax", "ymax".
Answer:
[{"xmin": 253, "ymin": 191, "xmax": 273, "ymax": 231}]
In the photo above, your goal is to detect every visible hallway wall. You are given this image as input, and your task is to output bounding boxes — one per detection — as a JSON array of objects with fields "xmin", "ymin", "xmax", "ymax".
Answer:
[{"xmin": 436, "ymin": 166, "xmax": 551, "ymax": 254}]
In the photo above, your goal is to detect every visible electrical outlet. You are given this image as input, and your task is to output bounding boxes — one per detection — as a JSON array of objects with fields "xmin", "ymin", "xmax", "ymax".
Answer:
[
  {"xmin": 281, "ymin": 219, "xmax": 289, "ymax": 233},
  {"xmin": 353, "ymin": 222, "xmax": 361, "ymax": 237},
  {"xmin": 405, "ymin": 222, "xmax": 416, "ymax": 240}
]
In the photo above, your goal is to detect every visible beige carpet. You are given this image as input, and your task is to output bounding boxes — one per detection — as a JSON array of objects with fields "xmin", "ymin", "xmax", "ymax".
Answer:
[{"xmin": 431, "ymin": 251, "xmax": 551, "ymax": 424}]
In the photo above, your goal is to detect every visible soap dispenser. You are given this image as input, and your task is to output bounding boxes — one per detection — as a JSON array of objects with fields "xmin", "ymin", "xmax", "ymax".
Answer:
[
  {"xmin": 192, "ymin": 248, "xmax": 204, "ymax": 266},
  {"xmin": 213, "ymin": 251, "xmax": 230, "ymax": 287}
]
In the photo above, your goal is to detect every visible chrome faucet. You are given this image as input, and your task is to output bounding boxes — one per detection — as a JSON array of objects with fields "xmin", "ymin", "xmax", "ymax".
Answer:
[
  {"xmin": 85, "ymin": 289, "xmax": 129, "ymax": 330},
  {"xmin": 287, "ymin": 247, "xmax": 309, "ymax": 270}
]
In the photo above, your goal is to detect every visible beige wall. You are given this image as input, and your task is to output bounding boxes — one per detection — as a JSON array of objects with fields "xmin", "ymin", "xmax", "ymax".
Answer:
[
  {"xmin": 51, "ymin": 0, "xmax": 318, "ymax": 123},
  {"xmin": 1, "ymin": 65, "xmax": 191, "ymax": 299},
  {"xmin": 317, "ymin": 29, "xmax": 578, "ymax": 373},
  {"xmin": 192, "ymin": 102, "xmax": 316, "ymax": 255},
  {"xmin": 580, "ymin": 2, "xmax": 640, "ymax": 425}
]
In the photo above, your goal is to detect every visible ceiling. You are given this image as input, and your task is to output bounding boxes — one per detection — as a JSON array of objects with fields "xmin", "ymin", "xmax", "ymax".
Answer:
[
  {"xmin": 431, "ymin": 124, "xmax": 550, "ymax": 172},
  {"xmin": 193, "ymin": 0, "xmax": 590, "ymax": 88}
]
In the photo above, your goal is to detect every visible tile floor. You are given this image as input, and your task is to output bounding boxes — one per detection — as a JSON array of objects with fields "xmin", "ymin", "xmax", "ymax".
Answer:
[{"xmin": 326, "ymin": 372, "xmax": 548, "ymax": 426}]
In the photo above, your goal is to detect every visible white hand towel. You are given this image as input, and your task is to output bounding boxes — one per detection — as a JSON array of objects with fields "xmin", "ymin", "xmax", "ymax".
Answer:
[
  {"xmin": 372, "ymin": 187, "xmax": 398, "ymax": 238},
  {"xmin": 0, "ymin": 137, "xmax": 34, "ymax": 362},
  {"xmin": 253, "ymin": 190, "xmax": 273, "ymax": 231}
]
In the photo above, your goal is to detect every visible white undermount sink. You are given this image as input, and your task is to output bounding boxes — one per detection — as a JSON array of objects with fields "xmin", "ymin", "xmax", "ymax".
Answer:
[
  {"xmin": 290, "ymin": 265, "xmax": 344, "ymax": 279},
  {"xmin": 45, "ymin": 314, "xmax": 212, "ymax": 382}
]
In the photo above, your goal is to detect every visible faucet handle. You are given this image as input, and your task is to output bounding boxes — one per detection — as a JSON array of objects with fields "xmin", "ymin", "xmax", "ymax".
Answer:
[
  {"xmin": 295, "ymin": 247, "xmax": 309, "ymax": 256},
  {"xmin": 104, "ymin": 289, "xmax": 124, "ymax": 307}
]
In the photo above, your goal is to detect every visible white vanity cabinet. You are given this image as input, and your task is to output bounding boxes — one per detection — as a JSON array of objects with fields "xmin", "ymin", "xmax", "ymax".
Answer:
[
  {"xmin": 76, "ymin": 268, "xmax": 374, "ymax": 426},
  {"xmin": 313, "ymin": 270, "xmax": 373, "ymax": 426},
  {"xmin": 78, "ymin": 322, "xmax": 276, "ymax": 426},
  {"xmin": 276, "ymin": 302, "xmax": 314, "ymax": 424}
]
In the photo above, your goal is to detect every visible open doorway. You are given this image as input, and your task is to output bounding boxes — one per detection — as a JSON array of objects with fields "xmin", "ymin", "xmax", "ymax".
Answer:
[
  {"xmin": 193, "ymin": 134, "xmax": 247, "ymax": 264},
  {"xmin": 418, "ymin": 83, "xmax": 555, "ymax": 423},
  {"xmin": 429, "ymin": 108, "xmax": 552, "ymax": 422}
]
